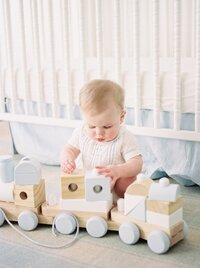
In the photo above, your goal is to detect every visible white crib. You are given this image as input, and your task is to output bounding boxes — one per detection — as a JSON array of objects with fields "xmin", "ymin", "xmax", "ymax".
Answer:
[{"xmin": 0, "ymin": 0, "xmax": 200, "ymax": 185}]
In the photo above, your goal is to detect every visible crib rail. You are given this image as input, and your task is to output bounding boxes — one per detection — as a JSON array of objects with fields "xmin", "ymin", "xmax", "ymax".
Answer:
[{"xmin": 0, "ymin": 0, "xmax": 200, "ymax": 142}]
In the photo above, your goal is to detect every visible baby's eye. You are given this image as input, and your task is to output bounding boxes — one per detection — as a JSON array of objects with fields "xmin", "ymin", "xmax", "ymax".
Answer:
[
  {"xmin": 88, "ymin": 125, "xmax": 95, "ymax": 129},
  {"xmin": 104, "ymin": 125, "xmax": 112, "ymax": 129}
]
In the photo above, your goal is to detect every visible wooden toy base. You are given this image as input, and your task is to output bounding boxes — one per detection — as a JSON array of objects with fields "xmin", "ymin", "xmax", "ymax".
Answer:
[{"xmin": 0, "ymin": 200, "xmax": 184, "ymax": 249}]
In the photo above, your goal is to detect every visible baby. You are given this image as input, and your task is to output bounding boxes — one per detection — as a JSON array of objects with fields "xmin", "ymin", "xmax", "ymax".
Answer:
[{"xmin": 60, "ymin": 79, "xmax": 143, "ymax": 198}]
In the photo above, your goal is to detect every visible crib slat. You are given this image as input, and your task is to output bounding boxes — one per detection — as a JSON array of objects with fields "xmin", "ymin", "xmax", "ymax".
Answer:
[
  {"xmin": 95, "ymin": 0, "xmax": 103, "ymax": 78},
  {"xmin": 123, "ymin": 0, "xmax": 129, "ymax": 58},
  {"xmin": 47, "ymin": 0, "xmax": 58, "ymax": 118},
  {"xmin": 192, "ymin": 0, "xmax": 196, "ymax": 58},
  {"xmin": 31, "ymin": 0, "xmax": 43, "ymax": 117},
  {"xmin": 3, "ymin": 0, "xmax": 17, "ymax": 114},
  {"xmin": 79, "ymin": 0, "xmax": 86, "ymax": 85},
  {"xmin": 18, "ymin": 0, "xmax": 30, "ymax": 115},
  {"xmin": 38, "ymin": 0, "xmax": 46, "ymax": 69},
  {"xmin": 62, "ymin": 0, "xmax": 73, "ymax": 120},
  {"xmin": 133, "ymin": 0, "xmax": 141, "ymax": 127},
  {"xmin": 174, "ymin": 0, "xmax": 181, "ymax": 131},
  {"xmin": 162, "ymin": 0, "xmax": 170, "ymax": 57},
  {"xmin": 152, "ymin": 0, "xmax": 160, "ymax": 128},
  {"xmin": 195, "ymin": 0, "xmax": 200, "ymax": 132},
  {"xmin": 114, "ymin": 0, "xmax": 121, "ymax": 83}
]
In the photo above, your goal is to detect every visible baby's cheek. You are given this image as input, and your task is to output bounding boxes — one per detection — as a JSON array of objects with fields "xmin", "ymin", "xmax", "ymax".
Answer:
[
  {"xmin": 88, "ymin": 130, "xmax": 95, "ymax": 139},
  {"xmin": 108, "ymin": 129, "xmax": 118, "ymax": 139}
]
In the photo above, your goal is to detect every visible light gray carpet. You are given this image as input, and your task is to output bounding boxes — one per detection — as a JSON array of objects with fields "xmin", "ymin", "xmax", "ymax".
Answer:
[{"xmin": 0, "ymin": 121, "xmax": 200, "ymax": 268}]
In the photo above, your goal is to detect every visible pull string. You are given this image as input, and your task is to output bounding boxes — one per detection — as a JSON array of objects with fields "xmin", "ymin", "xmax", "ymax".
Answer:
[{"xmin": 0, "ymin": 208, "xmax": 80, "ymax": 249}]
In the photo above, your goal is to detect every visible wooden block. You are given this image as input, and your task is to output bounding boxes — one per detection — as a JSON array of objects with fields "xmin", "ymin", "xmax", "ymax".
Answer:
[
  {"xmin": 60, "ymin": 195, "xmax": 113, "ymax": 213},
  {"xmin": 124, "ymin": 194, "xmax": 145, "ymax": 214},
  {"xmin": 148, "ymin": 181, "xmax": 181, "ymax": 202},
  {"xmin": 147, "ymin": 197, "xmax": 183, "ymax": 215},
  {"xmin": 85, "ymin": 170, "xmax": 111, "ymax": 201},
  {"xmin": 107, "ymin": 219, "xmax": 120, "ymax": 231},
  {"xmin": 0, "ymin": 181, "xmax": 14, "ymax": 202},
  {"xmin": 37, "ymin": 214, "xmax": 53, "ymax": 225},
  {"xmin": 126, "ymin": 201, "xmax": 146, "ymax": 222},
  {"xmin": 14, "ymin": 157, "xmax": 41, "ymax": 185},
  {"xmin": 14, "ymin": 179, "xmax": 46, "ymax": 208},
  {"xmin": 61, "ymin": 170, "xmax": 85, "ymax": 199},
  {"xmin": 170, "ymin": 227, "xmax": 184, "ymax": 247},
  {"xmin": 146, "ymin": 208, "xmax": 183, "ymax": 228},
  {"xmin": 126, "ymin": 178, "xmax": 152, "ymax": 196},
  {"xmin": 41, "ymin": 202, "xmax": 110, "ymax": 220}
]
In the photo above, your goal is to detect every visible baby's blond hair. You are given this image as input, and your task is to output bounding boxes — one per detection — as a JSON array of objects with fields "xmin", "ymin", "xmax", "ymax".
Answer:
[{"xmin": 79, "ymin": 79, "xmax": 124, "ymax": 115}]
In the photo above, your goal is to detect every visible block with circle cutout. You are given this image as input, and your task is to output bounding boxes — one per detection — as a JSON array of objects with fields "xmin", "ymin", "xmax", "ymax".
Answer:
[
  {"xmin": 61, "ymin": 170, "xmax": 85, "ymax": 199},
  {"xmin": 14, "ymin": 179, "xmax": 45, "ymax": 208},
  {"xmin": 85, "ymin": 170, "xmax": 111, "ymax": 201}
]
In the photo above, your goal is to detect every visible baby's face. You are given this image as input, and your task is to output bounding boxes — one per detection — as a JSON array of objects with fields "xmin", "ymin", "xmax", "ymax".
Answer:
[{"xmin": 83, "ymin": 105, "xmax": 125, "ymax": 142}]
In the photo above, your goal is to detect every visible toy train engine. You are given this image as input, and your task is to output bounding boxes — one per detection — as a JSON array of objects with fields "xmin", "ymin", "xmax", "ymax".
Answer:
[{"xmin": 110, "ymin": 174, "xmax": 186, "ymax": 254}]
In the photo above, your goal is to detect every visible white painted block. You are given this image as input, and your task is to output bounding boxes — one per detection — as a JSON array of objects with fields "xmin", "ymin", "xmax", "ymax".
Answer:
[
  {"xmin": 0, "ymin": 155, "xmax": 14, "ymax": 183},
  {"xmin": 117, "ymin": 198, "xmax": 124, "ymax": 212},
  {"xmin": 148, "ymin": 181, "xmax": 181, "ymax": 202},
  {"xmin": 124, "ymin": 193, "xmax": 145, "ymax": 215},
  {"xmin": 14, "ymin": 157, "xmax": 41, "ymax": 185},
  {"xmin": 85, "ymin": 170, "xmax": 111, "ymax": 201},
  {"xmin": 0, "ymin": 181, "xmax": 14, "ymax": 202},
  {"xmin": 60, "ymin": 195, "xmax": 113, "ymax": 213},
  {"xmin": 146, "ymin": 208, "xmax": 183, "ymax": 228},
  {"xmin": 127, "ymin": 201, "xmax": 146, "ymax": 222}
]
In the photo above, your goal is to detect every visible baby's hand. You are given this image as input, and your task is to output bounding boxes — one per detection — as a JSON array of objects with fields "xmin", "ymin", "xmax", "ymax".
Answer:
[
  {"xmin": 96, "ymin": 165, "xmax": 120, "ymax": 189},
  {"xmin": 61, "ymin": 160, "xmax": 76, "ymax": 174}
]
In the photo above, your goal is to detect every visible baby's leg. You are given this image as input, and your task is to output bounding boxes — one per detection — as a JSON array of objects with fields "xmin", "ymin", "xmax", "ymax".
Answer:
[{"xmin": 114, "ymin": 176, "xmax": 136, "ymax": 198}]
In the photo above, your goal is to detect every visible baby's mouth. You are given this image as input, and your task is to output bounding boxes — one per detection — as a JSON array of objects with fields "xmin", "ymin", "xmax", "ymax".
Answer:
[{"xmin": 96, "ymin": 138, "xmax": 104, "ymax": 142}]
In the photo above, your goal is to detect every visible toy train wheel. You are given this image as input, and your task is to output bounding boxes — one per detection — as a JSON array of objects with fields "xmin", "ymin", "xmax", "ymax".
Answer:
[
  {"xmin": 119, "ymin": 222, "xmax": 140, "ymax": 245},
  {"xmin": 86, "ymin": 216, "xmax": 108, "ymax": 238},
  {"xmin": 0, "ymin": 209, "xmax": 5, "ymax": 226},
  {"xmin": 18, "ymin": 211, "xmax": 38, "ymax": 231},
  {"xmin": 54, "ymin": 213, "xmax": 77, "ymax": 235},
  {"xmin": 147, "ymin": 230, "xmax": 170, "ymax": 254}
]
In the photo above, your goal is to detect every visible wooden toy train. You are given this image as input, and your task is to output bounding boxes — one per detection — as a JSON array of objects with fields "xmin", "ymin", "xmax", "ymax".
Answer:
[{"xmin": 0, "ymin": 156, "xmax": 187, "ymax": 254}]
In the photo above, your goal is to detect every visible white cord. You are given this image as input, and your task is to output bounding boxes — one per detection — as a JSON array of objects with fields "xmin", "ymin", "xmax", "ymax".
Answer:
[{"xmin": 0, "ymin": 208, "xmax": 80, "ymax": 249}]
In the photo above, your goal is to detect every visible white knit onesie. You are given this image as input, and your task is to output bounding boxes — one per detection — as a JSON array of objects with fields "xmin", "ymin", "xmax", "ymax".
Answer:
[{"xmin": 68, "ymin": 124, "xmax": 141, "ymax": 170}]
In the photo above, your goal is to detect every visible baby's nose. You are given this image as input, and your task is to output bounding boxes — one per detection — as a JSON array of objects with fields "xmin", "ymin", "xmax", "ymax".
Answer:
[{"xmin": 96, "ymin": 127, "xmax": 104, "ymax": 136}]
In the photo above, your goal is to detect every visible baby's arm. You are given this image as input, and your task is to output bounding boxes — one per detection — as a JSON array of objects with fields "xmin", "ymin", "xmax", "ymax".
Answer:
[
  {"xmin": 96, "ymin": 155, "xmax": 143, "ymax": 189},
  {"xmin": 115, "ymin": 155, "xmax": 143, "ymax": 178},
  {"xmin": 60, "ymin": 144, "xmax": 80, "ymax": 173}
]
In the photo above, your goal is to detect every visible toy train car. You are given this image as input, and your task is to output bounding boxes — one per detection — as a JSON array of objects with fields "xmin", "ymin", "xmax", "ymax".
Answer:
[{"xmin": 0, "ymin": 157, "xmax": 187, "ymax": 254}]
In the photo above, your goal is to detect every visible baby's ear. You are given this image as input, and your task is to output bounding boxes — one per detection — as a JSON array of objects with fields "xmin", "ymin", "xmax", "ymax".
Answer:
[{"xmin": 120, "ymin": 110, "xmax": 126, "ymax": 123}]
